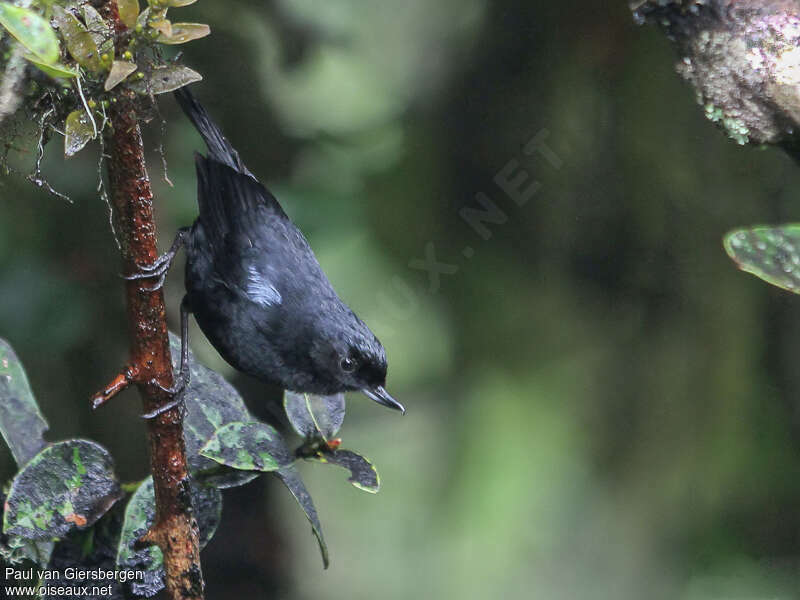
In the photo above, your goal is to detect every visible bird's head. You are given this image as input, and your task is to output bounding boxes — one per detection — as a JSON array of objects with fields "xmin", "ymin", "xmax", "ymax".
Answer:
[{"xmin": 310, "ymin": 315, "xmax": 404, "ymax": 413}]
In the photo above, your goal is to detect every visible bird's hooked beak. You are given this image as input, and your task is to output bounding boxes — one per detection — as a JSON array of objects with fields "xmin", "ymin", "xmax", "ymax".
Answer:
[{"xmin": 362, "ymin": 386, "xmax": 405, "ymax": 414}]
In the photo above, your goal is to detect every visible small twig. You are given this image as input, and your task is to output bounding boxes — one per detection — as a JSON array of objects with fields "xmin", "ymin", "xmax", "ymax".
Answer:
[
  {"xmin": 75, "ymin": 75, "xmax": 99, "ymax": 139},
  {"xmin": 26, "ymin": 109, "xmax": 72, "ymax": 203}
]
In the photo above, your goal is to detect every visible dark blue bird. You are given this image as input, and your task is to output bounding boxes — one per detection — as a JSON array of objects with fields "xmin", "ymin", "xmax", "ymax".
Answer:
[{"xmin": 132, "ymin": 87, "xmax": 403, "ymax": 417}]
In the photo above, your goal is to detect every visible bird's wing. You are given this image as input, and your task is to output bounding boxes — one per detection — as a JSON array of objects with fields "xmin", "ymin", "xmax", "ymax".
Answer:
[
  {"xmin": 195, "ymin": 154, "xmax": 287, "ymax": 248},
  {"xmin": 195, "ymin": 155, "xmax": 327, "ymax": 308}
]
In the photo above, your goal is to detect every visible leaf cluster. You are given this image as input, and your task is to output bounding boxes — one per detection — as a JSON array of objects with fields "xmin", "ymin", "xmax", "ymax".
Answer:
[
  {"xmin": 0, "ymin": 0, "xmax": 207, "ymax": 158},
  {"xmin": 0, "ymin": 334, "xmax": 382, "ymax": 597}
]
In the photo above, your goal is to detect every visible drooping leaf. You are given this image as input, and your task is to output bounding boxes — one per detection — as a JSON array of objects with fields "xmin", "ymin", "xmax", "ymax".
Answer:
[
  {"xmin": 129, "ymin": 63, "xmax": 202, "ymax": 94},
  {"xmin": 284, "ymin": 391, "xmax": 345, "ymax": 441},
  {"xmin": 0, "ymin": 337, "xmax": 49, "ymax": 467},
  {"xmin": 200, "ymin": 422, "xmax": 293, "ymax": 472},
  {"xmin": 169, "ymin": 333, "xmax": 259, "ymax": 488},
  {"xmin": 274, "ymin": 466, "xmax": 329, "ymax": 568},
  {"xmin": 3, "ymin": 440, "xmax": 122, "ymax": 540},
  {"xmin": 0, "ymin": 4, "xmax": 59, "ymax": 64},
  {"xmin": 116, "ymin": 477, "xmax": 222, "ymax": 598},
  {"xmin": 312, "ymin": 449, "xmax": 380, "ymax": 493},
  {"xmin": 724, "ymin": 225, "xmax": 800, "ymax": 294},
  {"xmin": 24, "ymin": 54, "xmax": 78, "ymax": 79},
  {"xmin": 104, "ymin": 60, "xmax": 137, "ymax": 91},
  {"xmin": 116, "ymin": 0, "xmax": 140, "ymax": 30},
  {"xmin": 64, "ymin": 109, "xmax": 95, "ymax": 157},
  {"xmin": 82, "ymin": 4, "xmax": 113, "ymax": 56},
  {"xmin": 156, "ymin": 22, "xmax": 209, "ymax": 44},
  {"xmin": 52, "ymin": 5, "xmax": 102, "ymax": 72}
]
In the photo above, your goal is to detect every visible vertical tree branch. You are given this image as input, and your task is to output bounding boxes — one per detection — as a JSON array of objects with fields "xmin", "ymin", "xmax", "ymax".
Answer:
[{"xmin": 100, "ymin": 3, "xmax": 204, "ymax": 598}]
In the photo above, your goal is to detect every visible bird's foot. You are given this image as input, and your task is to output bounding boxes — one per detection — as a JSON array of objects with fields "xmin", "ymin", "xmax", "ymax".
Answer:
[
  {"xmin": 121, "ymin": 227, "xmax": 188, "ymax": 291},
  {"xmin": 141, "ymin": 369, "xmax": 190, "ymax": 419}
]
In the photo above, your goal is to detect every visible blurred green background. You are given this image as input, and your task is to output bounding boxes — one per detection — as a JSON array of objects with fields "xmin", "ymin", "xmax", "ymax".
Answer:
[{"xmin": 4, "ymin": 0, "xmax": 800, "ymax": 598}]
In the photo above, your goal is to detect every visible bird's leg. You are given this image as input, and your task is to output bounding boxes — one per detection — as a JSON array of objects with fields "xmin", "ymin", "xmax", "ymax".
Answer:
[
  {"xmin": 142, "ymin": 295, "xmax": 192, "ymax": 419},
  {"xmin": 122, "ymin": 226, "xmax": 190, "ymax": 291}
]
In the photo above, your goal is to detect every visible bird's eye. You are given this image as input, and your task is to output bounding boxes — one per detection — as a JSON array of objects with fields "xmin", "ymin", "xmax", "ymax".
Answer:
[{"xmin": 340, "ymin": 357, "xmax": 357, "ymax": 372}]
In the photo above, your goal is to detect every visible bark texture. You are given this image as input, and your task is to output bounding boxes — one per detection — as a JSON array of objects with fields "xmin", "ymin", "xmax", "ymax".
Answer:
[{"xmin": 633, "ymin": 0, "xmax": 800, "ymax": 150}]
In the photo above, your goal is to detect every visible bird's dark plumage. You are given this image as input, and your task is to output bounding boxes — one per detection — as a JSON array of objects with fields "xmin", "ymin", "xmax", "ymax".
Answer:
[{"xmin": 173, "ymin": 87, "xmax": 402, "ymax": 412}]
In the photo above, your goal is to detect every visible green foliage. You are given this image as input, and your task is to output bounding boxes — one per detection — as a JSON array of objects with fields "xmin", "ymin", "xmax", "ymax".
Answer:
[
  {"xmin": 284, "ymin": 390, "xmax": 345, "ymax": 440},
  {"xmin": 0, "ymin": 3, "xmax": 59, "ymax": 64},
  {"xmin": 116, "ymin": 477, "xmax": 221, "ymax": 597},
  {"xmin": 200, "ymin": 421, "xmax": 294, "ymax": 471},
  {"xmin": 0, "ymin": 337, "xmax": 48, "ymax": 467},
  {"xmin": 63, "ymin": 108, "xmax": 94, "ymax": 157},
  {"xmin": 724, "ymin": 225, "xmax": 800, "ymax": 293},
  {"xmin": 3, "ymin": 440, "xmax": 122, "ymax": 540},
  {"xmin": 309, "ymin": 449, "xmax": 380, "ymax": 494},
  {"xmin": 0, "ymin": 334, "xmax": 389, "ymax": 591},
  {"xmin": 275, "ymin": 465, "xmax": 329, "ymax": 568},
  {"xmin": 0, "ymin": 0, "xmax": 211, "ymax": 170}
]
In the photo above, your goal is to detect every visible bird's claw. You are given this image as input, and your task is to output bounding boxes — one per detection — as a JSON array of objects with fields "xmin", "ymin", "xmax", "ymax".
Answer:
[
  {"xmin": 140, "ymin": 372, "xmax": 190, "ymax": 419},
  {"xmin": 121, "ymin": 229, "xmax": 188, "ymax": 292}
]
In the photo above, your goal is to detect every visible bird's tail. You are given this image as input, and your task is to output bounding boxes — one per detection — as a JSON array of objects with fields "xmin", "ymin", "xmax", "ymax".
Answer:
[{"xmin": 173, "ymin": 86, "xmax": 250, "ymax": 175}]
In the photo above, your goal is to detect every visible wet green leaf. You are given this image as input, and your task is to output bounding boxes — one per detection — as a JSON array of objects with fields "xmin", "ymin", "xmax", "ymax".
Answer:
[
  {"xmin": 116, "ymin": 0, "xmax": 139, "ymax": 29},
  {"xmin": 284, "ymin": 390, "xmax": 345, "ymax": 440},
  {"xmin": 274, "ymin": 466, "xmax": 329, "ymax": 568},
  {"xmin": 0, "ymin": 4, "xmax": 59, "ymax": 64},
  {"xmin": 129, "ymin": 63, "xmax": 202, "ymax": 94},
  {"xmin": 724, "ymin": 225, "xmax": 800, "ymax": 294},
  {"xmin": 200, "ymin": 422, "xmax": 294, "ymax": 472},
  {"xmin": 313, "ymin": 449, "xmax": 380, "ymax": 493},
  {"xmin": 169, "ymin": 333, "xmax": 259, "ymax": 488},
  {"xmin": 156, "ymin": 22, "xmax": 209, "ymax": 44},
  {"xmin": 116, "ymin": 477, "xmax": 221, "ymax": 598},
  {"xmin": 64, "ymin": 109, "xmax": 95, "ymax": 158},
  {"xmin": 82, "ymin": 4, "xmax": 113, "ymax": 56},
  {"xmin": 52, "ymin": 5, "xmax": 101, "ymax": 72},
  {"xmin": 23, "ymin": 54, "xmax": 78, "ymax": 79},
  {"xmin": 3, "ymin": 440, "xmax": 122, "ymax": 540},
  {"xmin": 104, "ymin": 60, "xmax": 137, "ymax": 91},
  {"xmin": 0, "ymin": 337, "xmax": 49, "ymax": 467}
]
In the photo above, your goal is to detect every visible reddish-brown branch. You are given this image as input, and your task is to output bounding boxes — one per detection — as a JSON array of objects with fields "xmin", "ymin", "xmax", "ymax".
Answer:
[
  {"xmin": 97, "ymin": 2, "xmax": 204, "ymax": 598},
  {"xmin": 104, "ymin": 91, "xmax": 204, "ymax": 600}
]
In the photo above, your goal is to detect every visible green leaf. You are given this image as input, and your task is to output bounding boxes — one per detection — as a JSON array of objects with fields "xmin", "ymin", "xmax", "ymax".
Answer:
[
  {"xmin": 82, "ymin": 4, "xmax": 113, "ymax": 56},
  {"xmin": 313, "ymin": 449, "xmax": 380, "ymax": 493},
  {"xmin": 116, "ymin": 477, "xmax": 221, "ymax": 598},
  {"xmin": 0, "ymin": 337, "xmax": 49, "ymax": 467},
  {"xmin": 274, "ymin": 466, "xmax": 329, "ymax": 568},
  {"xmin": 169, "ymin": 333, "xmax": 259, "ymax": 488},
  {"xmin": 64, "ymin": 109, "xmax": 95, "ymax": 158},
  {"xmin": 116, "ymin": 0, "xmax": 139, "ymax": 29},
  {"xmin": 0, "ymin": 4, "xmax": 59, "ymax": 64},
  {"xmin": 129, "ymin": 63, "xmax": 202, "ymax": 94},
  {"xmin": 104, "ymin": 59, "xmax": 137, "ymax": 91},
  {"xmin": 52, "ymin": 5, "xmax": 101, "ymax": 72},
  {"xmin": 3, "ymin": 440, "xmax": 122, "ymax": 540},
  {"xmin": 156, "ymin": 22, "xmax": 209, "ymax": 44},
  {"xmin": 284, "ymin": 390, "xmax": 345, "ymax": 441},
  {"xmin": 200, "ymin": 422, "xmax": 294, "ymax": 471},
  {"xmin": 23, "ymin": 54, "xmax": 77, "ymax": 79},
  {"xmin": 162, "ymin": 0, "xmax": 197, "ymax": 6},
  {"xmin": 724, "ymin": 225, "xmax": 800, "ymax": 294}
]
